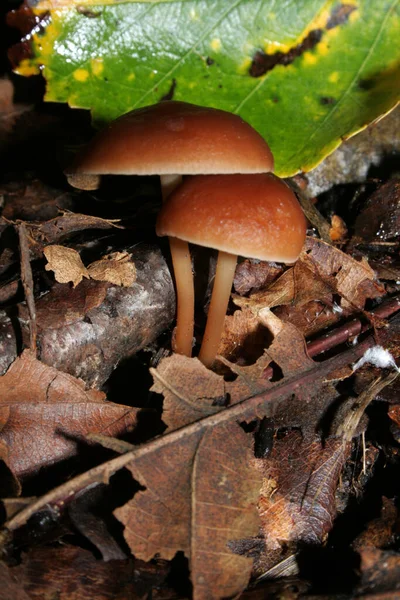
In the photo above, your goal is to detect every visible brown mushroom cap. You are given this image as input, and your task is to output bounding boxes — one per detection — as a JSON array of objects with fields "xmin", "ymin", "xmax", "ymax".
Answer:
[
  {"xmin": 156, "ymin": 173, "xmax": 306, "ymax": 263},
  {"xmin": 66, "ymin": 101, "xmax": 273, "ymax": 179}
]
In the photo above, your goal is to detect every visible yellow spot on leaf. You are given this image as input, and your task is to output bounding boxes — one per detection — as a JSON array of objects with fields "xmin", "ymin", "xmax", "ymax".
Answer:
[
  {"xmin": 73, "ymin": 68, "xmax": 90, "ymax": 82},
  {"xmin": 91, "ymin": 57, "xmax": 104, "ymax": 77},
  {"xmin": 317, "ymin": 41, "xmax": 329, "ymax": 56},
  {"xmin": 349, "ymin": 7, "xmax": 360, "ymax": 23},
  {"xmin": 210, "ymin": 38, "xmax": 221, "ymax": 52},
  {"xmin": 237, "ymin": 57, "xmax": 252, "ymax": 74},
  {"xmin": 329, "ymin": 71, "xmax": 339, "ymax": 83},
  {"xmin": 127, "ymin": 73, "xmax": 135, "ymax": 81},
  {"xmin": 14, "ymin": 59, "xmax": 40, "ymax": 76},
  {"xmin": 303, "ymin": 52, "xmax": 317, "ymax": 66}
]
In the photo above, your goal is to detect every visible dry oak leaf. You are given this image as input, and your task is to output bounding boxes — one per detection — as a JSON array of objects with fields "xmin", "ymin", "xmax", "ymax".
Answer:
[
  {"xmin": 87, "ymin": 251, "xmax": 136, "ymax": 287},
  {"xmin": 152, "ymin": 314, "xmax": 315, "ymax": 433},
  {"xmin": 0, "ymin": 351, "xmax": 138, "ymax": 477},
  {"xmin": 44, "ymin": 244, "xmax": 89, "ymax": 287},
  {"xmin": 115, "ymin": 420, "xmax": 262, "ymax": 600}
]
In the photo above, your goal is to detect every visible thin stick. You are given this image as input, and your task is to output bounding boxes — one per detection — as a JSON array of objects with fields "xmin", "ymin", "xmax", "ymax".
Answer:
[
  {"xmin": 17, "ymin": 223, "xmax": 37, "ymax": 355},
  {"xmin": 198, "ymin": 251, "xmax": 238, "ymax": 367},
  {"xmin": 160, "ymin": 174, "xmax": 195, "ymax": 357}
]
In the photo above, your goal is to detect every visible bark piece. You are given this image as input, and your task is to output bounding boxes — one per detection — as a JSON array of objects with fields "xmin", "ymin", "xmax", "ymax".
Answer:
[
  {"xmin": 0, "ymin": 245, "xmax": 174, "ymax": 386},
  {"xmin": 1, "ymin": 545, "xmax": 168, "ymax": 600}
]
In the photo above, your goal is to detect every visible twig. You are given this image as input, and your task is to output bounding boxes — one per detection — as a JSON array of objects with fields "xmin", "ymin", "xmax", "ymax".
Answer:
[
  {"xmin": 287, "ymin": 178, "xmax": 331, "ymax": 243},
  {"xmin": 17, "ymin": 222, "xmax": 37, "ymax": 354},
  {"xmin": 306, "ymin": 295, "xmax": 400, "ymax": 358},
  {"xmin": 337, "ymin": 372, "xmax": 399, "ymax": 442},
  {"xmin": 0, "ymin": 334, "xmax": 381, "ymax": 542}
]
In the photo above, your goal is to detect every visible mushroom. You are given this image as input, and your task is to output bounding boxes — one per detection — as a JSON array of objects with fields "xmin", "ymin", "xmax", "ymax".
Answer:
[
  {"xmin": 65, "ymin": 101, "xmax": 273, "ymax": 357},
  {"xmin": 156, "ymin": 173, "xmax": 307, "ymax": 367}
]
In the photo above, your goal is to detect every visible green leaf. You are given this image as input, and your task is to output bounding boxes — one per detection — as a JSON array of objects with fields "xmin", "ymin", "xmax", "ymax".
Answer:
[{"xmin": 15, "ymin": 0, "xmax": 400, "ymax": 176}]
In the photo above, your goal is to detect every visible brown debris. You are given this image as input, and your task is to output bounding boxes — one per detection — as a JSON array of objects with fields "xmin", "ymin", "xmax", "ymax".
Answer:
[
  {"xmin": 0, "ymin": 245, "xmax": 175, "ymax": 386},
  {"xmin": 353, "ymin": 176, "xmax": 400, "ymax": 244},
  {"xmin": 0, "ymin": 545, "xmax": 168, "ymax": 600},
  {"xmin": 329, "ymin": 214, "xmax": 348, "ymax": 242},
  {"xmin": 44, "ymin": 244, "xmax": 89, "ymax": 287},
  {"xmin": 87, "ymin": 251, "xmax": 136, "ymax": 286}
]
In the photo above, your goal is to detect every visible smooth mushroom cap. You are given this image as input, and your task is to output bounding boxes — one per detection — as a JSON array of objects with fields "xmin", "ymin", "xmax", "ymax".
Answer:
[
  {"xmin": 156, "ymin": 173, "xmax": 307, "ymax": 263},
  {"xmin": 65, "ymin": 101, "xmax": 273, "ymax": 184}
]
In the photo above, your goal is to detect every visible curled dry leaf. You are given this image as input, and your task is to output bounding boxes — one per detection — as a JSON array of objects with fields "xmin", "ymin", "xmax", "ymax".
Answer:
[
  {"xmin": 303, "ymin": 237, "xmax": 384, "ymax": 309},
  {"xmin": 0, "ymin": 351, "xmax": 139, "ymax": 477},
  {"xmin": 87, "ymin": 251, "xmax": 136, "ymax": 287},
  {"xmin": 44, "ymin": 244, "xmax": 89, "ymax": 287},
  {"xmin": 235, "ymin": 237, "xmax": 385, "ymax": 338}
]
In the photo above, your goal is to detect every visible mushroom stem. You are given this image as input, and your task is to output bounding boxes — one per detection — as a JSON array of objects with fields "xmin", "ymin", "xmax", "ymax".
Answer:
[
  {"xmin": 198, "ymin": 251, "xmax": 237, "ymax": 368},
  {"xmin": 160, "ymin": 174, "xmax": 195, "ymax": 357}
]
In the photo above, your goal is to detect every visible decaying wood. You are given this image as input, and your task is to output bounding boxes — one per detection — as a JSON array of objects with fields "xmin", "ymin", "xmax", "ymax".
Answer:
[{"xmin": 0, "ymin": 245, "xmax": 175, "ymax": 387}]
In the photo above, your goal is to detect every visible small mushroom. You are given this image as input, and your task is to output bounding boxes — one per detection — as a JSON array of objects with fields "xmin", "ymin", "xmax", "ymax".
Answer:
[
  {"xmin": 65, "ymin": 101, "xmax": 273, "ymax": 357},
  {"xmin": 156, "ymin": 173, "xmax": 307, "ymax": 367}
]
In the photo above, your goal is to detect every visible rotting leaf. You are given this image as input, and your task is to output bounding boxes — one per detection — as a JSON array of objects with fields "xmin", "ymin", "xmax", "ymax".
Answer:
[
  {"xmin": 87, "ymin": 251, "xmax": 136, "ymax": 286},
  {"xmin": 44, "ymin": 244, "xmax": 89, "ymax": 287},
  {"xmin": 115, "ymin": 420, "xmax": 262, "ymax": 600},
  {"xmin": 0, "ymin": 351, "xmax": 139, "ymax": 477}
]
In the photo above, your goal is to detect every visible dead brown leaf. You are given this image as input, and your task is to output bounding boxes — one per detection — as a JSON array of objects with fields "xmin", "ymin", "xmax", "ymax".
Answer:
[
  {"xmin": 303, "ymin": 237, "xmax": 384, "ymax": 309},
  {"xmin": 29, "ymin": 213, "xmax": 120, "ymax": 248},
  {"xmin": 234, "ymin": 259, "xmax": 332, "ymax": 313},
  {"xmin": 87, "ymin": 251, "xmax": 136, "ymax": 287},
  {"xmin": 234, "ymin": 259, "xmax": 283, "ymax": 295},
  {"xmin": 44, "ymin": 244, "xmax": 89, "ymax": 287},
  {"xmin": 0, "ymin": 351, "xmax": 138, "ymax": 477},
  {"xmin": 151, "ymin": 355, "xmax": 225, "ymax": 431},
  {"xmin": 234, "ymin": 238, "xmax": 385, "ymax": 339},
  {"xmin": 218, "ymin": 308, "xmax": 267, "ymax": 363},
  {"xmin": 258, "ymin": 431, "xmax": 350, "ymax": 551},
  {"xmin": 115, "ymin": 420, "xmax": 262, "ymax": 600}
]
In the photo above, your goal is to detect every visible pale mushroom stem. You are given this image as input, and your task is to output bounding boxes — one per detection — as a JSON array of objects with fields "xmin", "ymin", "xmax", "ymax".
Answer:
[
  {"xmin": 160, "ymin": 174, "xmax": 195, "ymax": 357},
  {"xmin": 198, "ymin": 251, "xmax": 238, "ymax": 368}
]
